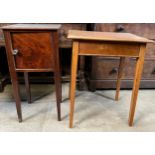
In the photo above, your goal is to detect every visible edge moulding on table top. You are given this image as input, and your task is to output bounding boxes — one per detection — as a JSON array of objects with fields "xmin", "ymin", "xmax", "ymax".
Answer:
[{"xmin": 68, "ymin": 30, "xmax": 155, "ymax": 128}]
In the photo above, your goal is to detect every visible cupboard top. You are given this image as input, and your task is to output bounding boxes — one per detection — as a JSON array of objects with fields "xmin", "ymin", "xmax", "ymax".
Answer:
[{"xmin": 1, "ymin": 24, "xmax": 61, "ymax": 30}]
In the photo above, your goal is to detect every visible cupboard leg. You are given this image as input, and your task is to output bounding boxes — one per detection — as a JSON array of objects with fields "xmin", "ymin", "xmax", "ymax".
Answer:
[
  {"xmin": 54, "ymin": 70, "xmax": 62, "ymax": 121},
  {"xmin": 51, "ymin": 32, "xmax": 62, "ymax": 121},
  {"xmin": 11, "ymin": 72, "xmax": 22, "ymax": 122},
  {"xmin": 3, "ymin": 31, "xmax": 22, "ymax": 122}
]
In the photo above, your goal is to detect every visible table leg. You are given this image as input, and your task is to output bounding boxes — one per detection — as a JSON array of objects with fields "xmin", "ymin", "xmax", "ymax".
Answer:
[
  {"xmin": 128, "ymin": 44, "xmax": 146, "ymax": 126},
  {"xmin": 24, "ymin": 72, "xmax": 31, "ymax": 103},
  {"xmin": 69, "ymin": 42, "xmax": 79, "ymax": 128},
  {"xmin": 115, "ymin": 57, "xmax": 126, "ymax": 101}
]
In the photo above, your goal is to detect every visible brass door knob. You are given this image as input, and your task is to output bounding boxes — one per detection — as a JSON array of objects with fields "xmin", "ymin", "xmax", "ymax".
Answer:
[{"xmin": 12, "ymin": 49, "xmax": 19, "ymax": 55}]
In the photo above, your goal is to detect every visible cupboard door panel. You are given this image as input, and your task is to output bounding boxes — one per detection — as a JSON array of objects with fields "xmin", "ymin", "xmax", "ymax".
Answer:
[{"xmin": 11, "ymin": 32, "xmax": 54, "ymax": 70}]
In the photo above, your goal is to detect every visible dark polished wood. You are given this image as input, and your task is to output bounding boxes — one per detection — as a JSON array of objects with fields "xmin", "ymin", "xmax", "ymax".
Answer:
[
  {"xmin": 52, "ymin": 31, "xmax": 62, "ymax": 121},
  {"xmin": 2, "ymin": 24, "xmax": 62, "ymax": 122},
  {"xmin": 68, "ymin": 30, "xmax": 153, "ymax": 128},
  {"xmin": 3, "ymin": 30, "xmax": 22, "ymax": 122},
  {"xmin": 12, "ymin": 32, "xmax": 55, "ymax": 70}
]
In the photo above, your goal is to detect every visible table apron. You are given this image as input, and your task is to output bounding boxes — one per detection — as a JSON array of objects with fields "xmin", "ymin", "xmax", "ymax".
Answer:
[{"xmin": 79, "ymin": 41, "xmax": 141, "ymax": 57}]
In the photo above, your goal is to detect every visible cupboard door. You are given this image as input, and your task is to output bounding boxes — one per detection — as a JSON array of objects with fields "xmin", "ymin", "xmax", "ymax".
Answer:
[{"xmin": 11, "ymin": 32, "xmax": 54, "ymax": 70}]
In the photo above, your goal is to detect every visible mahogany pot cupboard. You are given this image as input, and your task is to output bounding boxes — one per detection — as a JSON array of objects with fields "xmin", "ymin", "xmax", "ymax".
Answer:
[{"xmin": 2, "ymin": 24, "xmax": 62, "ymax": 122}]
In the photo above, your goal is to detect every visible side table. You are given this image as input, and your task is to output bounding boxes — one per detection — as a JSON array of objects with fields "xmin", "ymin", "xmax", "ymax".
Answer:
[{"xmin": 68, "ymin": 30, "xmax": 154, "ymax": 128}]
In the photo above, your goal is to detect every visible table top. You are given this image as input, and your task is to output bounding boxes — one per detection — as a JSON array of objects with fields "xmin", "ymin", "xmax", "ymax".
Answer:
[
  {"xmin": 1, "ymin": 24, "xmax": 61, "ymax": 30},
  {"xmin": 68, "ymin": 30, "xmax": 154, "ymax": 43}
]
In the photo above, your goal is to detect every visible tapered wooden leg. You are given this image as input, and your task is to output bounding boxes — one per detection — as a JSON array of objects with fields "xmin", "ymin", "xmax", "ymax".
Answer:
[
  {"xmin": 115, "ymin": 57, "xmax": 126, "ymax": 101},
  {"xmin": 24, "ymin": 72, "xmax": 31, "ymax": 103},
  {"xmin": 3, "ymin": 31, "xmax": 22, "ymax": 122},
  {"xmin": 128, "ymin": 44, "xmax": 146, "ymax": 126},
  {"xmin": 11, "ymin": 72, "xmax": 22, "ymax": 122},
  {"xmin": 69, "ymin": 41, "xmax": 79, "ymax": 128},
  {"xmin": 54, "ymin": 70, "xmax": 62, "ymax": 121},
  {"xmin": 51, "ymin": 32, "xmax": 62, "ymax": 121}
]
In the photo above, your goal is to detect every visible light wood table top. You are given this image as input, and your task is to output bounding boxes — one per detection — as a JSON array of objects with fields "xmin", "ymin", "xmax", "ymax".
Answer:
[{"xmin": 68, "ymin": 30, "xmax": 154, "ymax": 43}]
